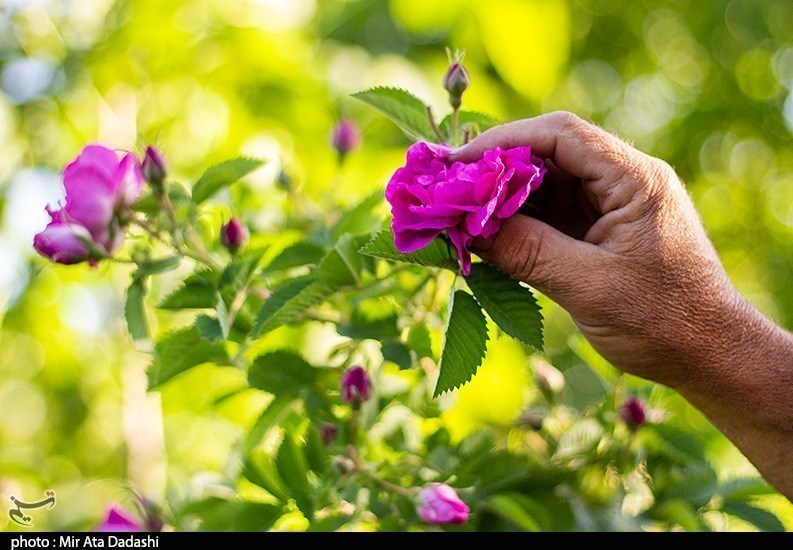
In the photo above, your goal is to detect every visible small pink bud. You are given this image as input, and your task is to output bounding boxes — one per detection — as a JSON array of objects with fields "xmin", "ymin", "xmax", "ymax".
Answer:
[
  {"xmin": 319, "ymin": 423, "xmax": 338, "ymax": 446},
  {"xmin": 331, "ymin": 118, "xmax": 360, "ymax": 159},
  {"xmin": 142, "ymin": 146, "xmax": 168, "ymax": 187},
  {"xmin": 442, "ymin": 62, "xmax": 470, "ymax": 109},
  {"xmin": 620, "ymin": 397, "xmax": 647, "ymax": 429},
  {"xmin": 220, "ymin": 217, "xmax": 248, "ymax": 253},
  {"xmin": 416, "ymin": 483, "xmax": 469, "ymax": 525},
  {"xmin": 341, "ymin": 365, "xmax": 371, "ymax": 406}
]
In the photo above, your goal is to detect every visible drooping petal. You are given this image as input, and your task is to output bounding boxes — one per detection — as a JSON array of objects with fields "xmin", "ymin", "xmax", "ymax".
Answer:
[
  {"xmin": 114, "ymin": 152, "xmax": 145, "ymax": 207},
  {"xmin": 33, "ymin": 209, "xmax": 92, "ymax": 265}
]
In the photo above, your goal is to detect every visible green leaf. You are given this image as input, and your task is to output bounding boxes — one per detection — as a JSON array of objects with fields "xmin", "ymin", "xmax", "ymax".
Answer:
[
  {"xmin": 360, "ymin": 228, "xmax": 458, "ymax": 270},
  {"xmin": 244, "ymin": 451, "xmax": 289, "ymax": 502},
  {"xmin": 133, "ymin": 255, "xmax": 181, "ymax": 278},
  {"xmin": 338, "ymin": 313, "xmax": 399, "ymax": 340},
  {"xmin": 242, "ymin": 395, "xmax": 296, "ymax": 455},
  {"xmin": 192, "ymin": 157, "xmax": 264, "ymax": 203},
  {"xmin": 331, "ymin": 191, "xmax": 385, "ymax": 240},
  {"xmin": 124, "ymin": 279, "xmax": 150, "ymax": 342},
  {"xmin": 247, "ymin": 351, "xmax": 315, "ymax": 397},
  {"xmin": 718, "ymin": 477, "xmax": 777, "ymax": 503},
  {"xmin": 147, "ymin": 325, "xmax": 229, "ymax": 389},
  {"xmin": 261, "ymin": 241, "xmax": 327, "ymax": 276},
  {"xmin": 304, "ymin": 424, "xmax": 329, "ymax": 473},
  {"xmin": 439, "ymin": 110, "xmax": 499, "ymax": 141},
  {"xmin": 722, "ymin": 503, "xmax": 785, "ymax": 532},
  {"xmin": 407, "ymin": 323, "xmax": 433, "ymax": 359},
  {"xmin": 352, "ymin": 87, "xmax": 437, "ymax": 140},
  {"xmin": 276, "ymin": 433, "xmax": 313, "ymax": 516},
  {"xmin": 158, "ymin": 270, "xmax": 218, "ymax": 309},
  {"xmin": 485, "ymin": 493, "xmax": 543, "ymax": 532},
  {"xmin": 180, "ymin": 497, "xmax": 282, "ymax": 532},
  {"xmin": 218, "ymin": 247, "xmax": 266, "ymax": 306},
  {"xmin": 434, "ymin": 290, "xmax": 489, "ymax": 396},
  {"xmin": 381, "ymin": 339, "xmax": 412, "ymax": 369},
  {"xmin": 654, "ymin": 498, "xmax": 705, "ymax": 532},
  {"xmin": 252, "ymin": 277, "xmax": 335, "ymax": 337},
  {"xmin": 466, "ymin": 263, "xmax": 543, "ymax": 350},
  {"xmin": 555, "ymin": 418, "xmax": 604, "ymax": 459},
  {"xmin": 195, "ymin": 314, "xmax": 224, "ymax": 344}
]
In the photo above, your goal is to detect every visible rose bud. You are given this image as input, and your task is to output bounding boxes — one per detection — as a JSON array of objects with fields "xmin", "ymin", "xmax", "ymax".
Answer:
[
  {"xmin": 142, "ymin": 145, "xmax": 168, "ymax": 188},
  {"xmin": 532, "ymin": 357, "xmax": 565, "ymax": 397},
  {"xmin": 331, "ymin": 118, "xmax": 360, "ymax": 160},
  {"xmin": 33, "ymin": 207, "xmax": 92, "ymax": 265},
  {"xmin": 220, "ymin": 217, "xmax": 248, "ymax": 253},
  {"xmin": 416, "ymin": 483, "xmax": 469, "ymax": 525},
  {"xmin": 341, "ymin": 365, "xmax": 371, "ymax": 406},
  {"xmin": 620, "ymin": 397, "xmax": 647, "ymax": 429},
  {"xmin": 442, "ymin": 61, "xmax": 470, "ymax": 109},
  {"xmin": 319, "ymin": 423, "xmax": 338, "ymax": 446},
  {"xmin": 95, "ymin": 505, "xmax": 144, "ymax": 532}
]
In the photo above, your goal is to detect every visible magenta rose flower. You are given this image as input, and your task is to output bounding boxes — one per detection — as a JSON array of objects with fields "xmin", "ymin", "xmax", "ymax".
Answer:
[
  {"xmin": 94, "ymin": 506, "xmax": 143, "ymax": 532},
  {"xmin": 341, "ymin": 365, "xmax": 371, "ymax": 405},
  {"xmin": 416, "ymin": 483, "xmax": 469, "ymax": 525},
  {"xmin": 386, "ymin": 142, "xmax": 546, "ymax": 275},
  {"xmin": 33, "ymin": 144, "xmax": 144, "ymax": 264}
]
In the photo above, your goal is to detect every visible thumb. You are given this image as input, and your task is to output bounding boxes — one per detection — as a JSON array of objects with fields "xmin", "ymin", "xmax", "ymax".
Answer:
[{"xmin": 471, "ymin": 215, "xmax": 603, "ymax": 306}]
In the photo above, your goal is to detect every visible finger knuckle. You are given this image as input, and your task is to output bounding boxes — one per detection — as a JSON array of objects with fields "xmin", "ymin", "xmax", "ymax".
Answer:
[
  {"xmin": 505, "ymin": 230, "xmax": 544, "ymax": 283},
  {"xmin": 548, "ymin": 111, "xmax": 585, "ymax": 135}
]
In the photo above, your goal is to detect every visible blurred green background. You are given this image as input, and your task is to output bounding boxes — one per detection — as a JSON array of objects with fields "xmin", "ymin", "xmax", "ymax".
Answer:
[{"xmin": 1, "ymin": 0, "xmax": 792, "ymax": 531}]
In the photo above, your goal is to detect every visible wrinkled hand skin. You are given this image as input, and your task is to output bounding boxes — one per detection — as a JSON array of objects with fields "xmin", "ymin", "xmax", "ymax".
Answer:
[{"xmin": 452, "ymin": 112, "xmax": 793, "ymax": 500}]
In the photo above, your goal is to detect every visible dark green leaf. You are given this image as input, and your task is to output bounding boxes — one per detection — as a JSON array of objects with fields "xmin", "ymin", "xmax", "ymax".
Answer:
[
  {"xmin": 352, "ymin": 87, "xmax": 436, "ymax": 140},
  {"xmin": 195, "ymin": 314, "xmax": 224, "ymax": 344},
  {"xmin": 252, "ymin": 277, "xmax": 335, "ymax": 337},
  {"xmin": 466, "ymin": 263, "xmax": 543, "ymax": 350},
  {"xmin": 247, "ymin": 351, "xmax": 315, "ymax": 397},
  {"xmin": 485, "ymin": 493, "xmax": 543, "ymax": 532},
  {"xmin": 722, "ymin": 503, "xmax": 785, "ymax": 532},
  {"xmin": 338, "ymin": 313, "xmax": 399, "ymax": 340},
  {"xmin": 180, "ymin": 497, "xmax": 282, "ymax": 532},
  {"xmin": 276, "ymin": 433, "xmax": 312, "ymax": 516},
  {"xmin": 192, "ymin": 157, "xmax": 264, "ymax": 203},
  {"xmin": 381, "ymin": 339, "xmax": 412, "ymax": 369},
  {"xmin": 407, "ymin": 323, "xmax": 433, "ymax": 359},
  {"xmin": 718, "ymin": 477, "xmax": 777, "ymax": 503},
  {"xmin": 242, "ymin": 396, "xmax": 296, "ymax": 455},
  {"xmin": 244, "ymin": 449, "xmax": 289, "ymax": 502},
  {"xmin": 147, "ymin": 325, "xmax": 229, "ymax": 389},
  {"xmin": 439, "ymin": 110, "xmax": 499, "ymax": 141},
  {"xmin": 654, "ymin": 499, "xmax": 705, "ymax": 532},
  {"xmin": 261, "ymin": 241, "xmax": 326, "ymax": 276},
  {"xmin": 218, "ymin": 247, "xmax": 266, "ymax": 306},
  {"xmin": 158, "ymin": 270, "xmax": 218, "ymax": 309},
  {"xmin": 133, "ymin": 255, "xmax": 181, "ymax": 278},
  {"xmin": 360, "ymin": 228, "xmax": 458, "ymax": 271},
  {"xmin": 124, "ymin": 279, "xmax": 150, "ymax": 342},
  {"xmin": 434, "ymin": 290, "xmax": 489, "ymax": 396}
]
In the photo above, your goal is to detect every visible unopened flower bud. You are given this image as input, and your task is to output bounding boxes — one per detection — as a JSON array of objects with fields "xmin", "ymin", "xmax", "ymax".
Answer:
[
  {"xmin": 620, "ymin": 397, "xmax": 647, "ymax": 429},
  {"xmin": 319, "ymin": 423, "xmax": 338, "ymax": 446},
  {"xmin": 341, "ymin": 365, "xmax": 371, "ymax": 406},
  {"xmin": 442, "ymin": 62, "xmax": 470, "ymax": 109},
  {"xmin": 416, "ymin": 483, "xmax": 469, "ymax": 525},
  {"xmin": 331, "ymin": 118, "xmax": 360, "ymax": 160},
  {"xmin": 532, "ymin": 357, "xmax": 565, "ymax": 395},
  {"xmin": 142, "ymin": 146, "xmax": 168, "ymax": 188},
  {"xmin": 220, "ymin": 217, "xmax": 248, "ymax": 253}
]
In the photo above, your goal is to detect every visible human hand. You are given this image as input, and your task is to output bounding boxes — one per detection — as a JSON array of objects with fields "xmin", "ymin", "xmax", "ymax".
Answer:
[{"xmin": 451, "ymin": 111, "xmax": 751, "ymax": 390}]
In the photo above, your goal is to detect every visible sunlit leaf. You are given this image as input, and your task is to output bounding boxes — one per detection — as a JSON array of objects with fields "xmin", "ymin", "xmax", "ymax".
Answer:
[
  {"xmin": 360, "ymin": 228, "xmax": 458, "ymax": 270},
  {"xmin": 124, "ymin": 279, "xmax": 150, "ymax": 343},
  {"xmin": 147, "ymin": 326, "xmax": 229, "ymax": 389},
  {"xmin": 439, "ymin": 111, "xmax": 499, "ymax": 141},
  {"xmin": 192, "ymin": 157, "xmax": 264, "ymax": 203},
  {"xmin": 352, "ymin": 87, "xmax": 437, "ymax": 140},
  {"xmin": 252, "ymin": 277, "xmax": 335, "ymax": 337},
  {"xmin": 261, "ymin": 241, "xmax": 327, "ymax": 276}
]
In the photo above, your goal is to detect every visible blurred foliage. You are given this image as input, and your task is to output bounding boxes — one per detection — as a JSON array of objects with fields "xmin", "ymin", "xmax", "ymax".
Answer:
[{"xmin": 1, "ymin": 0, "xmax": 793, "ymax": 532}]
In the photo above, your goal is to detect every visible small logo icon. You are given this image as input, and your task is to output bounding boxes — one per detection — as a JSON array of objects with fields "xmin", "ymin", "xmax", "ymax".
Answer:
[{"xmin": 8, "ymin": 490, "xmax": 56, "ymax": 527}]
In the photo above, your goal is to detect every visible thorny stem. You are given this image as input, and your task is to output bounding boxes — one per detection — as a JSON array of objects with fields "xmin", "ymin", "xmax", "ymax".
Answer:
[
  {"xmin": 426, "ymin": 105, "xmax": 445, "ymax": 143},
  {"xmin": 132, "ymin": 217, "xmax": 220, "ymax": 270}
]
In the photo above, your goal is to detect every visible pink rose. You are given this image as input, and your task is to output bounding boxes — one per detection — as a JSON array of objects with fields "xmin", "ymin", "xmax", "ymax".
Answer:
[
  {"xmin": 416, "ymin": 483, "xmax": 469, "ymax": 525},
  {"xmin": 94, "ymin": 506, "xmax": 143, "ymax": 532},
  {"xmin": 386, "ymin": 142, "xmax": 546, "ymax": 275},
  {"xmin": 33, "ymin": 144, "xmax": 144, "ymax": 264}
]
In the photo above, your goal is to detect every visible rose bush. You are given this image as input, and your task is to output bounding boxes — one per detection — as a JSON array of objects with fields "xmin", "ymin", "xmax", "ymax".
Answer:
[{"xmin": 30, "ymin": 53, "xmax": 785, "ymax": 533}]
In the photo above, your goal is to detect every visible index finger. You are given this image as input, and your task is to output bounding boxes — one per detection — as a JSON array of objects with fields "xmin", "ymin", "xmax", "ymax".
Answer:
[{"xmin": 450, "ymin": 111, "xmax": 632, "ymax": 183}]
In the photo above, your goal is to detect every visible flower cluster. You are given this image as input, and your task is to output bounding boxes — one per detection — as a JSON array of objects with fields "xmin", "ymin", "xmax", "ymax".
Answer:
[
  {"xmin": 386, "ymin": 142, "xmax": 546, "ymax": 275},
  {"xmin": 34, "ymin": 145, "xmax": 144, "ymax": 265}
]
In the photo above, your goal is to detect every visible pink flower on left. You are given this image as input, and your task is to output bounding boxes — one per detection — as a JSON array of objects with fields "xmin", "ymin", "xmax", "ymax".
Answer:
[
  {"xmin": 33, "ymin": 144, "xmax": 144, "ymax": 265},
  {"xmin": 386, "ymin": 142, "xmax": 546, "ymax": 275},
  {"xmin": 94, "ymin": 506, "xmax": 144, "ymax": 532}
]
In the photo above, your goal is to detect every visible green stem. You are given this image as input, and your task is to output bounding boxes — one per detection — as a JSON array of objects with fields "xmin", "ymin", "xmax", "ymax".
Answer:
[
  {"xmin": 451, "ymin": 107, "xmax": 460, "ymax": 145},
  {"xmin": 426, "ymin": 105, "xmax": 445, "ymax": 143}
]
